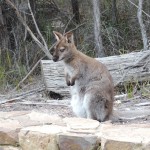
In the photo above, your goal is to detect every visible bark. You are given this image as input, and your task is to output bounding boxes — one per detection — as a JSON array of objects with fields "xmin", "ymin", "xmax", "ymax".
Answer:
[
  {"xmin": 71, "ymin": 0, "xmax": 80, "ymax": 24},
  {"xmin": 92, "ymin": 0, "xmax": 105, "ymax": 57},
  {"xmin": 0, "ymin": 3, "xmax": 11, "ymax": 64},
  {"xmin": 0, "ymin": 4, "xmax": 8, "ymax": 51},
  {"xmin": 111, "ymin": 0, "xmax": 118, "ymax": 25},
  {"xmin": 137, "ymin": 0, "xmax": 148, "ymax": 50}
]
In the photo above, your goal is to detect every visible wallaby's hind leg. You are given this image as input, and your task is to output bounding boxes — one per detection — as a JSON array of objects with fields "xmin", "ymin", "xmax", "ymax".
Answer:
[{"xmin": 83, "ymin": 93, "xmax": 112, "ymax": 122}]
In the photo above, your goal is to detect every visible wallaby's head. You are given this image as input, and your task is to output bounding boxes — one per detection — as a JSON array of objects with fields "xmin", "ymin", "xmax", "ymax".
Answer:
[{"xmin": 51, "ymin": 31, "xmax": 75, "ymax": 62}]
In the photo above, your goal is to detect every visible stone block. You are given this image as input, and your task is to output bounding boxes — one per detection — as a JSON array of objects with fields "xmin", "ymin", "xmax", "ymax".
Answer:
[
  {"xmin": 0, "ymin": 118, "xmax": 21, "ymax": 146},
  {"xmin": 100, "ymin": 124, "xmax": 150, "ymax": 150},
  {"xmin": 58, "ymin": 132, "xmax": 98, "ymax": 150},
  {"xmin": 0, "ymin": 146, "xmax": 21, "ymax": 150},
  {"xmin": 63, "ymin": 117, "xmax": 100, "ymax": 133},
  {"xmin": 19, "ymin": 125, "xmax": 66, "ymax": 150},
  {"xmin": 27, "ymin": 111, "xmax": 64, "ymax": 125}
]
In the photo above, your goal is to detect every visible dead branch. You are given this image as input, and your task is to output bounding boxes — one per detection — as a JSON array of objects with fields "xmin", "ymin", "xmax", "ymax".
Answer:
[
  {"xmin": 27, "ymin": 0, "xmax": 48, "ymax": 50},
  {"xmin": 16, "ymin": 101, "xmax": 69, "ymax": 107},
  {"xmin": 66, "ymin": 23, "xmax": 85, "ymax": 33},
  {"xmin": 0, "ymin": 97, "xmax": 22, "ymax": 104},
  {"xmin": 0, "ymin": 87, "xmax": 45, "ymax": 104},
  {"xmin": 12, "ymin": 42, "xmax": 56, "ymax": 91},
  {"xmin": 13, "ymin": 56, "xmax": 44, "ymax": 91},
  {"xmin": 63, "ymin": 14, "xmax": 75, "ymax": 34},
  {"xmin": 5, "ymin": 0, "xmax": 52, "ymax": 59},
  {"xmin": 128, "ymin": 0, "xmax": 150, "ymax": 18},
  {"xmin": 12, "ymin": 87, "xmax": 45, "ymax": 98}
]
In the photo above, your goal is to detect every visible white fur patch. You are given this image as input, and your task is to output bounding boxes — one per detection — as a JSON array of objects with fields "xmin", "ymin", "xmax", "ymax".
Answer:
[
  {"xmin": 71, "ymin": 94, "xmax": 86, "ymax": 118},
  {"xmin": 60, "ymin": 47, "xmax": 65, "ymax": 50}
]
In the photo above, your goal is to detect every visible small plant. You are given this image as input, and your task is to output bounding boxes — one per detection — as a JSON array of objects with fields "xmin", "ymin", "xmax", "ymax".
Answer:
[
  {"xmin": 0, "ymin": 64, "xmax": 28, "ymax": 90},
  {"xmin": 141, "ymin": 81, "xmax": 150, "ymax": 98},
  {"xmin": 124, "ymin": 82, "xmax": 134, "ymax": 99},
  {"xmin": 0, "ymin": 66, "xmax": 6, "ymax": 88}
]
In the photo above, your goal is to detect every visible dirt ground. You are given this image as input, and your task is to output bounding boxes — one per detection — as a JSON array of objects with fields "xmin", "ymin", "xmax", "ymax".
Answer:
[{"xmin": 0, "ymin": 76, "xmax": 150, "ymax": 125}]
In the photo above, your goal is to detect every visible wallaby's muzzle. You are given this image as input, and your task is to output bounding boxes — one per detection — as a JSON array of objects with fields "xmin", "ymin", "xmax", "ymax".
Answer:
[{"xmin": 52, "ymin": 55, "xmax": 59, "ymax": 62}]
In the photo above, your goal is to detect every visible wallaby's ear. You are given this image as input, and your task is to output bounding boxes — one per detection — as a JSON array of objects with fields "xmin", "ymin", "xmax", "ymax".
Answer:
[
  {"xmin": 64, "ymin": 32, "xmax": 74, "ymax": 44},
  {"xmin": 53, "ymin": 31, "xmax": 62, "ymax": 41}
]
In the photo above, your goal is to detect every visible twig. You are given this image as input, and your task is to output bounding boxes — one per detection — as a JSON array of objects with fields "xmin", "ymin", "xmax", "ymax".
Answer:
[
  {"xmin": 66, "ymin": 23, "xmax": 85, "ymax": 33},
  {"xmin": 16, "ymin": 101, "xmax": 69, "ymax": 107},
  {"xmin": 128, "ymin": 0, "xmax": 150, "ymax": 18},
  {"xmin": 25, "ymin": 46, "xmax": 30, "ymax": 71},
  {"xmin": 27, "ymin": 0, "xmax": 48, "ymax": 50},
  {"xmin": 103, "ymin": 22, "xmax": 115, "ymax": 49},
  {"xmin": 12, "ymin": 87, "xmax": 45, "ymax": 98},
  {"xmin": 0, "ymin": 97, "xmax": 22, "ymax": 104},
  {"xmin": 13, "ymin": 57, "xmax": 44, "ymax": 91},
  {"xmin": 63, "ymin": 14, "xmax": 75, "ymax": 34},
  {"xmin": 12, "ymin": 43, "xmax": 56, "ymax": 91},
  {"xmin": 5, "ymin": 0, "xmax": 52, "ymax": 59},
  {"xmin": 0, "ymin": 87, "xmax": 45, "ymax": 104}
]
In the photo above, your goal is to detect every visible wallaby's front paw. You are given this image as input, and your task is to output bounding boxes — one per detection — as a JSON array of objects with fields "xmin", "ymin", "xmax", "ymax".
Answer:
[
  {"xmin": 70, "ymin": 80, "xmax": 75, "ymax": 86},
  {"xmin": 66, "ymin": 81, "xmax": 71, "ymax": 86}
]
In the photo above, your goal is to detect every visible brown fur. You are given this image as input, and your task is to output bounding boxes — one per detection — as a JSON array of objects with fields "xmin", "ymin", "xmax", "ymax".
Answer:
[{"xmin": 51, "ymin": 31, "xmax": 114, "ymax": 122}]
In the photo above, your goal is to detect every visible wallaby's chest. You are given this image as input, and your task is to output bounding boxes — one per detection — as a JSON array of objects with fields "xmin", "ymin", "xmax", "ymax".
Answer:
[{"xmin": 65, "ymin": 65, "xmax": 75, "ymax": 77}]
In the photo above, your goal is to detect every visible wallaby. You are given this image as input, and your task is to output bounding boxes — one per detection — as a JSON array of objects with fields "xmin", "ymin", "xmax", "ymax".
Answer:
[{"xmin": 51, "ymin": 31, "xmax": 114, "ymax": 122}]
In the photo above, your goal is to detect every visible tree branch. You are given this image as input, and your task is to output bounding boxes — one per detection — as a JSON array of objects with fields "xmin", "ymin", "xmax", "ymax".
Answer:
[
  {"xmin": 27, "ymin": 0, "xmax": 48, "ymax": 50},
  {"xmin": 5, "ymin": 0, "xmax": 52, "ymax": 59},
  {"xmin": 128, "ymin": 0, "xmax": 150, "ymax": 18},
  {"xmin": 12, "ymin": 42, "xmax": 56, "ymax": 91}
]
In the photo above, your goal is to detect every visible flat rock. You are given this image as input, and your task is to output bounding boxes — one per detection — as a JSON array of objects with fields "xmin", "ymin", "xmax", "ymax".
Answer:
[
  {"xmin": 0, "ymin": 118, "xmax": 21, "ymax": 146},
  {"xmin": 27, "ymin": 111, "xmax": 63, "ymax": 125},
  {"xmin": 19, "ymin": 125, "xmax": 66, "ymax": 150},
  {"xmin": 58, "ymin": 132, "xmax": 98, "ymax": 150},
  {"xmin": 0, "ymin": 146, "xmax": 21, "ymax": 150},
  {"xmin": 63, "ymin": 117, "xmax": 100, "ymax": 133},
  {"xmin": 0, "ymin": 111, "xmax": 63, "ymax": 146},
  {"xmin": 0, "ymin": 111, "xmax": 29, "ymax": 119},
  {"xmin": 99, "ymin": 124, "xmax": 150, "ymax": 150}
]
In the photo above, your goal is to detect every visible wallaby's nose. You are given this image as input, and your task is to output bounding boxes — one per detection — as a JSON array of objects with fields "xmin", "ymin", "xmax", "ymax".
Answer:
[{"xmin": 53, "ymin": 56, "xmax": 59, "ymax": 62}]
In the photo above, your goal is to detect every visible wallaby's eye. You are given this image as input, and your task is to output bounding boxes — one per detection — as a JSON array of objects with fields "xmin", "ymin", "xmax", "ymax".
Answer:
[{"xmin": 60, "ymin": 47, "xmax": 65, "ymax": 52}]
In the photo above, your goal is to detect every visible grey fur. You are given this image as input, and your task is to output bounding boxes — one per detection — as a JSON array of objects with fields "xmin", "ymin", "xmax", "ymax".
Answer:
[{"xmin": 52, "ymin": 31, "xmax": 114, "ymax": 122}]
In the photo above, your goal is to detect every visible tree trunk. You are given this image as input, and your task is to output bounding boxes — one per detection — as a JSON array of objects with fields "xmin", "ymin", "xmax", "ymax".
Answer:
[
  {"xmin": 111, "ymin": 0, "xmax": 118, "ymax": 25},
  {"xmin": 71, "ymin": 0, "xmax": 80, "ymax": 24},
  {"xmin": 0, "ymin": 4, "xmax": 6, "ymax": 50},
  {"xmin": 137, "ymin": 0, "xmax": 148, "ymax": 50},
  {"xmin": 0, "ymin": 3, "xmax": 10, "ymax": 65},
  {"xmin": 92, "ymin": 0, "xmax": 105, "ymax": 57}
]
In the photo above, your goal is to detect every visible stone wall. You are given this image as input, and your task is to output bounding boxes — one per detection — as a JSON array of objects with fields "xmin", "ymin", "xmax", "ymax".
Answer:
[{"xmin": 0, "ymin": 111, "xmax": 150, "ymax": 150}]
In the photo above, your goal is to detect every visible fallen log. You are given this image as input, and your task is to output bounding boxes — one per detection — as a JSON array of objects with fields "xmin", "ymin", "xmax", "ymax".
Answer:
[{"xmin": 41, "ymin": 50, "xmax": 150, "ymax": 98}]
